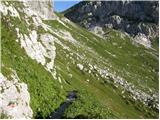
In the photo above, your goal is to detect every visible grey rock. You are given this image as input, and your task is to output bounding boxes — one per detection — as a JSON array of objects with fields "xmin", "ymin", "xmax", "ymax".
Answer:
[
  {"xmin": 134, "ymin": 33, "xmax": 151, "ymax": 48},
  {"xmin": 26, "ymin": 0, "xmax": 55, "ymax": 20},
  {"xmin": 64, "ymin": 1, "xmax": 159, "ymax": 42}
]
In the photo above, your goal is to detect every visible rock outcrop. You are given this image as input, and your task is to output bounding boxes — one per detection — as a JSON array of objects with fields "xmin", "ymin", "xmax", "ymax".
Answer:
[
  {"xmin": 64, "ymin": 1, "xmax": 159, "ymax": 48},
  {"xmin": 0, "ymin": 70, "xmax": 33, "ymax": 119},
  {"xmin": 24, "ymin": 0, "xmax": 55, "ymax": 20}
]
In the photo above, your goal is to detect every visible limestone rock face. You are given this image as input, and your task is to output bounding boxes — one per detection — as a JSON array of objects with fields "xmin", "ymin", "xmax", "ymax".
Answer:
[
  {"xmin": 25, "ymin": 0, "xmax": 54, "ymax": 20},
  {"xmin": 64, "ymin": 1, "xmax": 159, "ymax": 47},
  {"xmin": 0, "ymin": 71, "xmax": 33, "ymax": 119}
]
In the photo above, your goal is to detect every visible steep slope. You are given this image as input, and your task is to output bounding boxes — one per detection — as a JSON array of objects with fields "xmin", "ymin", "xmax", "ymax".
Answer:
[
  {"xmin": 64, "ymin": 1, "xmax": 159, "ymax": 48},
  {"xmin": 1, "ymin": 1, "xmax": 65, "ymax": 118},
  {"xmin": 0, "ymin": 1, "xmax": 159, "ymax": 119}
]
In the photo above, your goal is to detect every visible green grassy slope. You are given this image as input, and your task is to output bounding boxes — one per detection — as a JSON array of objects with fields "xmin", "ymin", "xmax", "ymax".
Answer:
[
  {"xmin": 43, "ymin": 14, "xmax": 158, "ymax": 118},
  {"xmin": 1, "ymin": 16, "xmax": 66, "ymax": 119},
  {"xmin": 1, "ymin": 1, "xmax": 159, "ymax": 119}
]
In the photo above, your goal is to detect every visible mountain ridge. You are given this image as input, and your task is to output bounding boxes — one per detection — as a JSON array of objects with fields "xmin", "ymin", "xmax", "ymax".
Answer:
[
  {"xmin": 0, "ymin": 0, "xmax": 159, "ymax": 119},
  {"xmin": 64, "ymin": 1, "xmax": 159, "ymax": 48}
]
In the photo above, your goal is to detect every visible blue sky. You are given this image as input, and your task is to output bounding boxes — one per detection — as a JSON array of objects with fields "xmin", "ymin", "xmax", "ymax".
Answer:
[{"xmin": 53, "ymin": 0, "xmax": 81, "ymax": 12}]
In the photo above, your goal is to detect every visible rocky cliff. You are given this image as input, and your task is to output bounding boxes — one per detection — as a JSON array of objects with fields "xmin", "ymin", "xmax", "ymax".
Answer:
[
  {"xmin": 0, "ymin": 0, "xmax": 159, "ymax": 119},
  {"xmin": 64, "ymin": 1, "xmax": 159, "ymax": 48},
  {"xmin": 25, "ymin": 0, "xmax": 55, "ymax": 20}
]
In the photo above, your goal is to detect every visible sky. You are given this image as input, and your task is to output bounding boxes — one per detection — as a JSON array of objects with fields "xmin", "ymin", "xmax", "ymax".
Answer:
[{"xmin": 53, "ymin": 0, "xmax": 81, "ymax": 12}]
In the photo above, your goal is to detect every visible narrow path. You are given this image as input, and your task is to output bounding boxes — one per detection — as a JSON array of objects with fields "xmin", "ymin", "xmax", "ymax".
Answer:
[{"xmin": 49, "ymin": 91, "xmax": 77, "ymax": 119}]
